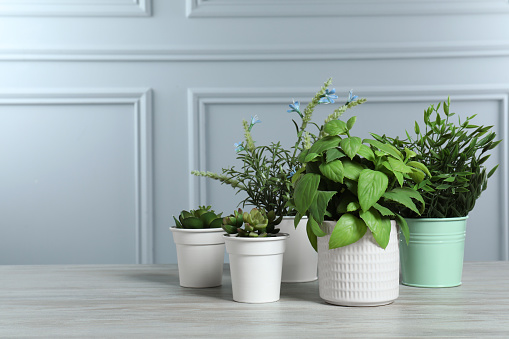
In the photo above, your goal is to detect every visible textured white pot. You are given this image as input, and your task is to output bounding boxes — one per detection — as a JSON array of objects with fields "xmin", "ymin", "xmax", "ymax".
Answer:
[
  {"xmin": 224, "ymin": 233, "xmax": 289, "ymax": 303},
  {"xmin": 318, "ymin": 220, "xmax": 399, "ymax": 306},
  {"xmin": 170, "ymin": 227, "xmax": 226, "ymax": 288},
  {"xmin": 279, "ymin": 217, "xmax": 318, "ymax": 283}
]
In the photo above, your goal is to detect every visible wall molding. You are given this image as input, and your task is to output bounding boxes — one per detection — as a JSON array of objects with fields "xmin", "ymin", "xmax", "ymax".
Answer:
[
  {"xmin": 0, "ymin": 0, "xmax": 151, "ymax": 17},
  {"xmin": 188, "ymin": 84, "xmax": 509, "ymax": 260},
  {"xmin": 3, "ymin": 41, "xmax": 509, "ymax": 62},
  {"xmin": 187, "ymin": 0, "xmax": 509, "ymax": 17},
  {"xmin": 0, "ymin": 88, "xmax": 154, "ymax": 264}
]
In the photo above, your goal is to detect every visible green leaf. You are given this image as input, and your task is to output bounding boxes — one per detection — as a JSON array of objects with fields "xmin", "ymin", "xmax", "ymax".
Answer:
[
  {"xmin": 173, "ymin": 216, "xmax": 182, "ymax": 228},
  {"xmin": 342, "ymin": 159, "xmax": 365, "ymax": 181},
  {"xmin": 347, "ymin": 116, "xmax": 357, "ymax": 130},
  {"xmin": 326, "ymin": 148, "xmax": 346, "ymax": 163},
  {"xmin": 306, "ymin": 221, "xmax": 318, "ymax": 252},
  {"xmin": 307, "ymin": 136, "xmax": 341, "ymax": 157},
  {"xmin": 309, "ymin": 191, "xmax": 336, "ymax": 224},
  {"xmin": 294, "ymin": 212, "xmax": 302, "ymax": 229},
  {"xmin": 382, "ymin": 188, "xmax": 420, "ymax": 215},
  {"xmin": 359, "ymin": 208, "xmax": 391, "ymax": 249},
  {"xmin": 357, "ymin": 144, "xmax": 375, "ymax": 162},
  {"xmin": 346, "ymin": 201, "xmax": 360, "ymax": 212},
  {"xmin": 488, "ymin": 165, "xmax": 499, "ymax": 178},
  {"xmin": 388, "ymin": 157, "xmax": 412, "ymax": 174},
  {"xmin": 373, "ymin": 203, "xmax": 395, "ymax": 216},
  {"xmin": 291, "ymin": 166, "xmax": 306, "ymax": 184},
  {"xmin": 336, "ymin": 190, "xmax": 358, "ymax": 214},
  {"xmin": 395, "ymin": 214, "xmax": 409, "ymax": 245},
  {"xmin": 324, "ymin": 120, "xmax": 348, "ymax": 136},
  {"xmin": 294, "ymin": 173, "xmax": 320, "ymax": 216},
  {"xmin": 358, "ymin": 169, "xmax": 389, "ymax": 212},
  {"xmin": 329, "ymin": 214, "xmax": 367, "ymax": 249},
  {"xmin": 414, "ymin": 121, "xmax": 420, "ymax": 134},
  {"xmin": 408, "ymin": 168, "xmax": 425, "ymax": 184},
  {"xmin": 436, "ymin": 184, "xmax": 451, "ymax": 190},
  {"xmin": 363, "ymin": 139, "xmax": 403, "ymax": 160},
  {"xmin": 319, "ymin": 160, "xmax": 344, "ymax": 183},
  {"xmin": 340, "ymin": 137, "xmax": 362, "ymax": 160},
  {"xmin": 394, "ymin": 171, "xmax": 404, "ymax": 187},
  {"xmin": 407, "ymin": 161, "xmax": 432, "ymax": 177},
  {"xmin": 443, "ymin": 176, "xmax": 455, "ymax": 182},
  {"xmin": 404, "ymin": 147, "xmax": 416, "ymax": 160},
  {"xmin": 304, "ymin": 152, "xmax": 320, "ymax": 162},
  {"xmin": 307, "ymin": 216, "xmax": 327, "ymax": 237}
]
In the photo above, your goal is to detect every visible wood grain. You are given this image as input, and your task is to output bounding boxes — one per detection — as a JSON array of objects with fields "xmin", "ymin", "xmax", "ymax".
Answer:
[{"xmin": 1, "ymin": 262, "xmax": 508, "ymax": 338}]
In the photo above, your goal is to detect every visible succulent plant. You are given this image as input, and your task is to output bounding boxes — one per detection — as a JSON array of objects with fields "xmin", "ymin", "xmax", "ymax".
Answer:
[
  {"xmin": 173, "ymin": 206, "xmax": 223, "ymax": 229},
  {"xmin": 222, "ymin": 208, "xmax": 280, "ymax": 237}
]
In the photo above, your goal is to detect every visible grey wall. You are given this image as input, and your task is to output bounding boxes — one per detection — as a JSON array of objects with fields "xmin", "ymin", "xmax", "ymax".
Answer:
[{"xmin": 0, "ymin": 0, "xmax": 507, "ymax": 264}]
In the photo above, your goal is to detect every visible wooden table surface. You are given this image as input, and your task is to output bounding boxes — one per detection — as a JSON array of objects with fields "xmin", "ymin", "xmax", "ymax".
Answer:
[{"xmin": 1, "ymin": 262, "xmax": 508, "ymax": 338}]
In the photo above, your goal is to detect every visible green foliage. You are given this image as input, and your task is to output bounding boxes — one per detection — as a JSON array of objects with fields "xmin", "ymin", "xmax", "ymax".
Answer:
[
  {"xmin": 174, "ymin": 206, "xmax": 223, "ymax": 229},
  {"xmin": 222, "ymin": 208, "xmax": 279, "ymax": 237},
  {"xmin": 293, "ymin": 105, "xmax": 429, "ymax": 249},
  {"xmin": 378, "ymin": 97, "xmax": 501, "ymax": 218},
  {"xmin": 192, "ymin": 79, "xmax": 366, "ymax": 222}
]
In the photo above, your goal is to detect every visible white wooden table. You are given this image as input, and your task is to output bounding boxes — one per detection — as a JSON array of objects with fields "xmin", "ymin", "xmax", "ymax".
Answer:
[{"xmin": 1, "ymin": 262, "xmax": 508, "ymax": 338}]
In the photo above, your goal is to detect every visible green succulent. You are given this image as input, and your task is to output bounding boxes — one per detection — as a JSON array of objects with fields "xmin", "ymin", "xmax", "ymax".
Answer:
[
  {"xmin": 222, "ymin": 208, "xmax": 279, "ymax": 237},
  {"xmin": 173, "ymin": 205, "xmax": 223, "ymax": 229}
]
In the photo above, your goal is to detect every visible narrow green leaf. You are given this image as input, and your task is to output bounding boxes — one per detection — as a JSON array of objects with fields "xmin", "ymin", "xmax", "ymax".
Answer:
[
  {"xmin": 306, "ymin": 221, "xmax": 318, "ymax": 252},
  {"xmin": 347, "ymin": 116, "xmax": 357, "ymax": 130},
  {"xmin": 329, "ymin": 213, "xmax": 367, "ymax": 249},
  {"xmin": 358, "ymin": 169, "xmax": 389, "ymax": 212},
  {"xmin": 395, "ymin": 214, "xmax": 409, "ymax": 245},
  {"xmin": 340, "ymin": 137, "xmax": 362, "ymax": 160},
  {"xmin": 294, "ymin": 173, "xmax": 320, "ymax": 216},
  {"xmin": 319, "ymin": 160, "xmax": 344, "ymax": 183},
  {"xmin": 307, "ymin": 216, "xmax": 327, "ymax": 237},
  {"xmin": 407, "ymin": 161, "xmax": 432, "ymax": 177},
  {"xmin": 359, "ymin": 208, "xmax": 391, "ymax": 249},
  {"xmin": 414, "ymin": 121, "xmax": 420, "ymax": 134},
  {"xmin": 363, "ymin": 139, "xmax": 403, "ymax": 160},
  {"xmin": 488, "ymin": 165, "xmax": 499, "ymax": 178},
  {"xmin": 324, "ymin": 120, "xmax": 348, "ymax": 136}
]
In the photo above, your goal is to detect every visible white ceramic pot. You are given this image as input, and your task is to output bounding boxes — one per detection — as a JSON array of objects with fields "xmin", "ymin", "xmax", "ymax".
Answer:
[
  {"xmin": 279, "ymin": 217, "xmax": 318, "ymax": 283},
  {"xmin": 170, "ymin": 227, "xmax": 226, "ymax": 288},
  {"xmin": 318, "ymin": 220, "xmax": 399, "ymax": 306},
  {"xmin": 224, "ymin": 233, "xmax": 289, "ymax": 303}
]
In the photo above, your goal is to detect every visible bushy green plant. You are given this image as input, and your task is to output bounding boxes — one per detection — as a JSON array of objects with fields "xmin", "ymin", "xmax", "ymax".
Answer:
[
  {"xmin": 222, "ymin": 208, "xmax": 278, "ymax": 237},
  {"xmin": 192, "ymin": 79, "xmax": 366, "ymax": 224},
  {"xmin": 292, "ymin": 105, "xmax": 430, "ymax": 250},
  {"xmin": 173, "ymin": 206, "xmax": 223, "ymax": 229},
  {"xmin": 375, "ymin": 98, "xmax": 501, "ymax": 218}
]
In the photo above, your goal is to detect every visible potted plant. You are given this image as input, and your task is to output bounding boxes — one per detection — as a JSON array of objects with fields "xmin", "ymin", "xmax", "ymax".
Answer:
[
  {"xmin": 222, "ymin": 208, "xmax": 289, "ymax": 303},
  {"xmin": 292, "ymin": 104, "xmax": 429, "ymax": 306},
  {"xmin": 379, "ymin": 98, "xmax": 501, "ymax": 287},
  {"xmin": 193, "ymin": 79, "xmax": 365, "ymax": 282},
  {"xmin": 170, "ymin": 206, "xmax": 225, "ymax": 288}
]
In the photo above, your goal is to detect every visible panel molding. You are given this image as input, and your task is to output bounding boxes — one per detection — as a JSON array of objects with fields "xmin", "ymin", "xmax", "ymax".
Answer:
[
  {"xmin": 3, "ymin": 41, "xmax": 509, "ymax": 62},
  {"xmin": 187, "ymin": 0, "xmax": 509, "ymax": 17},
  {"xmin": 0, "ymin": 0, "xmax": 151, "ymax": 17},
  {"xmin": 0, "ymin": 88, "xmax": 154, "ymax": 264},
  {"xmin": 188, "ymin": 84, "xmax": 509, "ymax": 260}
]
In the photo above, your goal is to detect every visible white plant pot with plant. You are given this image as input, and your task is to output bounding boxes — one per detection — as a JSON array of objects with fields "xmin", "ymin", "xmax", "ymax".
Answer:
[
  {"xmin": 292, "ymin": 89, "xmax": 430, "ymax": 306},
  {"xmin": 170, "ymin": 206, "xmax": 225, "ymax": 288},
  {"xmin": 279, "ymin": 216, "xmax": 317, "ymax": 282},
  {"xmin": 380, "ymin": 97, "xmax": 501, "ymax": 288},
  {"xmin": 222, "ymin": 208, "xmax": 289, "ymax": 303}
]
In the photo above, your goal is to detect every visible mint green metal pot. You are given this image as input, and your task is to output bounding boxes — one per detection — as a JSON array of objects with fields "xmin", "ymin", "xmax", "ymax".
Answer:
[{"xmin": 399, "ymin": 217, "xmax": 467, "ymax": 288}]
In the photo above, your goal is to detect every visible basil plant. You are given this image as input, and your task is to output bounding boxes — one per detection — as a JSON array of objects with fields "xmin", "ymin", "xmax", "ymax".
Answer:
[{"xmin": 292, "ymin": 117, "xmax": 430, "ymax": 251}]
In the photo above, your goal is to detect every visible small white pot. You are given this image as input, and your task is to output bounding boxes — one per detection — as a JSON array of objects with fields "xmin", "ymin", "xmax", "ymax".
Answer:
[
  {"xmin": 279, "ymin": 217, "xmax": 318, "ymax": 283},
  {"xmin": 318, "ymin": 220, "xmax": 399, "ymax": 306},
  {"xmin": 170, "ymin": 227, "xmax": 226, "ymax": 288},
  {"xmin": 224, "ymin": 233, "xmax": 289, "ymax": 303}
]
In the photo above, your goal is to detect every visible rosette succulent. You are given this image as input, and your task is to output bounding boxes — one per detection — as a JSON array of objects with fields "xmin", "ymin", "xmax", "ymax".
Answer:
[
  {"xmin": 222, "ymin": 208, "xmax": 279, "ymax": 237},
  {"xmin": 173, "ymin": 206, "xmax": 223, "ymax": 229}
]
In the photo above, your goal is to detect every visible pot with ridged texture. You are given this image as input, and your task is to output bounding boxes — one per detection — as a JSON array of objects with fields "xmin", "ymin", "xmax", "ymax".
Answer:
[{"xmin": 318, "ymin": 220, "xmax": 400, "ymax": 306}]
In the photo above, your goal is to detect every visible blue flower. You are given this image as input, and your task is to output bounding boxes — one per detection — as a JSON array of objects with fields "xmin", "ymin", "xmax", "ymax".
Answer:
[
  {"xmin": 347, "ymin": 89, "xmax": 358, "ymax": 104},
  {"xmin": 234, "ymin": 142, "xmax": 244, "ymax": 153},
  {"xmin": 287, "ymin": 169, "xmax": 296, "ymax": 179},
  {"xmin": 319, "ymin": 88, "xmax": 339, "ymax": 104},
  {"xmin": 248, "ymin": 115, "xmax": 262, "ymax": 131},
  {"xmin": 287, "ymin": 99, "xmax": 303, "ymax": 118}
]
